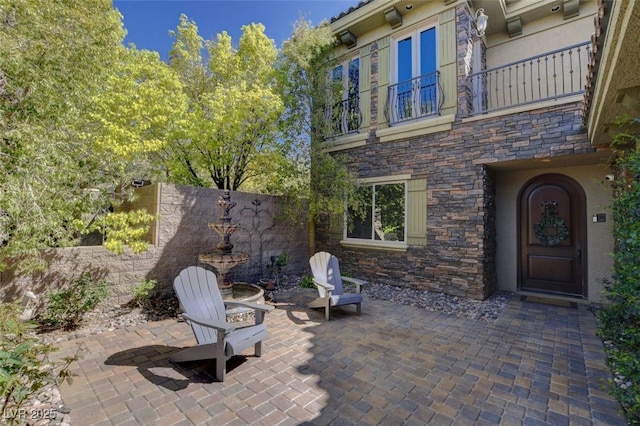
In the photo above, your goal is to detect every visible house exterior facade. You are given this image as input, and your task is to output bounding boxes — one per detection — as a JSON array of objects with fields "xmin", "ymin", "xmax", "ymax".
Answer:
[{"xmin": 314, "ymin": 0, "xmax": 634, "ymax": 302}]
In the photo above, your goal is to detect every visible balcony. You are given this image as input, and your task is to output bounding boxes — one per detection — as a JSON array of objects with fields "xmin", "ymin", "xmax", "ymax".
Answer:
[
  {"xmin": 385, "ymin": 71, "xmax": 443, "ymax": 126},
  {"xmin": 469, "ymin": 41, "xmax": 591, "ymax": 115},
  {"xmin": 324, "ymin": 96, "xmax": 362, "ymax": 138}
]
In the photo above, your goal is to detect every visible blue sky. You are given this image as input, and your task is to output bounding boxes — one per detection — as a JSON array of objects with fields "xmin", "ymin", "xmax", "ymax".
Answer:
[{"xmin": 113, "ymin": 0, "xmax": 357, "ymax": 60}]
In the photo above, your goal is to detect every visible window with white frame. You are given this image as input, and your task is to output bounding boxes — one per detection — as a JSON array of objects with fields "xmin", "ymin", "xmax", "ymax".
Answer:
[
  {"xmin": 388, "ymin": 23, "xmax": 439, "ymax": 124},
  {"xmin": 346, "ymin": 181, "xmax": 406, "ymax": 243},
  {"xmin": 325, "ymin": 57, "xmax": 361, "ymax": 137}
]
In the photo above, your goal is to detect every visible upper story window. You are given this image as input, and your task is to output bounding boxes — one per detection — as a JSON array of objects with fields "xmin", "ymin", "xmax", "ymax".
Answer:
[
  {"xmin": 325, "ymin": 57, "xmax": 362, "ymax": 138},
  {"xmin": 386, "ymin": 24, "xmax": 441, "ymax": 125},
  {"xmin": 346, "ymin": 181, "xmax": 406, "ymax": 244}
]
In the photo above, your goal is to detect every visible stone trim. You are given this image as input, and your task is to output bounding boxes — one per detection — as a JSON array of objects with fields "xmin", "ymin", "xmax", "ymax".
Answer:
[{"xmin": 376, "ymin": 114, "xmax": 455, "ymax": 142}]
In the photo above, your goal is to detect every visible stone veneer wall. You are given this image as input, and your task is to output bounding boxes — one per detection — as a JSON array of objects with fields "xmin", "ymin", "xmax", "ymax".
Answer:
[
  {"xmin": 315, "ymin": 4, "xmax": 597, "ymax": 300},
  {"xmin": 0, "ymin": 183, "xmax": 309, "ymax": 305}
]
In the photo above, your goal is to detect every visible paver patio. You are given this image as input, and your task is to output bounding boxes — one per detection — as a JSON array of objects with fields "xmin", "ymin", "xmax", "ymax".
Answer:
[{"xmin": 54, "ymin": 288, "xmax": 626, "ymax": 425}]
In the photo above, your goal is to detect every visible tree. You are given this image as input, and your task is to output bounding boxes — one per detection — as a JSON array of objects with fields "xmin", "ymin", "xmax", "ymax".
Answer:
[
  {"xmin": 85, "ymin": 47, "xmax": 188, "ymax": 162},
  {"xmin": 165, "ymin": 15, "xmax": 287, "ymax": 191},
  {"xmin": 161, "ymin": 15, "xmax": 358, "ymax": 219},
  {"xmin": 0, "ymin": 0, "xmax": 174, "ymax": 272},
  {"xmin": 276, "ymin": 19, "xmax": 360, "ymax": 220},
  {"xmin": 597, "ymin": 115, "xmax": 640, "ymax": 423}
]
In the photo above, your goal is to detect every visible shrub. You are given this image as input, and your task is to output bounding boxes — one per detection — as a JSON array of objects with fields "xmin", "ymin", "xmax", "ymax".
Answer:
[
  {"xmin": 128, "ymin": 278, "xmax": 157, "ymax": 308},
  {"xmin": 275, "ymin": 253, "xmax": 289, "ymax": 270},
  {"xmin": 0, "ymin": 302, "xmax": 80, "ymax": 424},
  {"xmin": 597, "ymin": 115, "xmax": 640, "ymax": 424},
  {"xmin": 38, "ymin": 273, "xmax": 109, "ymax": 330},
  {"xmin": 299, "ymin": 275, "xmax": 315, "ymax": 289}
]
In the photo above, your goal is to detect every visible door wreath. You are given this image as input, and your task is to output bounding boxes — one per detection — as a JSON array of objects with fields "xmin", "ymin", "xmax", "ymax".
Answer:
[{"xmin": 534, "ymin": 201, "xmax": 569, "ymax": 247}]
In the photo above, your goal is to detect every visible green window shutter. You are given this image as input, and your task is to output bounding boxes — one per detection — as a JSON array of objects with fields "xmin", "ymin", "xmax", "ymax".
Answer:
[
  {"xmin": 360, "ymin": 48, "xmax": 371, "ymax": 92},
  {"xmin": 407, "ymin": 179, "xmax": 427, "ymax": 246},
  {"xmin": 439, "ymin": 17, "xmax": 457, "ymax": 116},
  {"xmin": 360, "ymin": 52, "xmax": 371, "ymax": 130}
]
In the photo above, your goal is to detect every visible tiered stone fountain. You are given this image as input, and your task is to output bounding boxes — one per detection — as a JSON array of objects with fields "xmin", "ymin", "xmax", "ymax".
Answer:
[{"xmin": 199, "ymin": 191, "xmax": 263, "ymax": 304}]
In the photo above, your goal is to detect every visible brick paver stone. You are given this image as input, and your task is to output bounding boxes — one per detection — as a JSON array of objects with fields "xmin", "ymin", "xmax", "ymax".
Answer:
[{"xmin": 52, "ymin": 289, "xmax": 625, "ymax": 425}]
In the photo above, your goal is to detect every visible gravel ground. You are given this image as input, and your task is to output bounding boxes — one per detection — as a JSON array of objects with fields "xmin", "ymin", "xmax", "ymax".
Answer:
[
  {"xmin": 363, "ymin": 283, "xmax": 513, "ymax": 321},
  {"xmin": 276, "ymin": 276, "xmax": 513, "ymax": 322},
  {"xmin": 27, "ymin": 275, "xmax": 513, "ymax": 425},
  {"xmin": 38, "ymin": 275, "xmax": 514, "ymax": 345}
]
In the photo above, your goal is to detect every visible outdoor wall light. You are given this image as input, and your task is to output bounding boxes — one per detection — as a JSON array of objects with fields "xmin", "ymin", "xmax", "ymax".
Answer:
[
  {"xmin": 465, "ymin": 8, "xmax": 488, "ymax": 76},
  {"xmin": 339, "ymin": 30, "xmax": 357, "ymax": 48},
  {"xmin": 469, "ymin": 8, "xmax": 488, "ymax": 38}
]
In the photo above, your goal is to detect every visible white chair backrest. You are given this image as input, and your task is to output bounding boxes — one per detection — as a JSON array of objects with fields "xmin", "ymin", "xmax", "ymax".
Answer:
[
  {"xmin": 173, "ymin": 266, "xmax": 227, "ymax": 344},
  {"xmin": 309, "ymin": 252, "xmax": 344, "ymax": 296}
]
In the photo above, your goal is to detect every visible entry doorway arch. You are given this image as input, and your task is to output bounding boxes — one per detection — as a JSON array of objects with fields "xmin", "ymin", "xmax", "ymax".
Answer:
[{"xmin": 517, "ymin": 174, "xmax": 587, "ymax": 297}]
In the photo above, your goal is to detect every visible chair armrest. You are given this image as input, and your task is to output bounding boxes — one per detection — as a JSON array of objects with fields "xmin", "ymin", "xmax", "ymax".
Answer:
[
  {"xmin": 342, "ymin": 277, "xmax": 368, "ymax": 285},
  {"xmin": 312, "ymin": 278, "xmax": 335, "ymax": 292},
  {"xmin": 182, "ymin": 313, "xmax": 236, "ymax": 333},
  {"xmin": 342, "ymin": 276, "xmax": 368, "ymax": 293},
  {"xmin": 225, "ymin": 301, "xmax": 274, "ymax": 313}
]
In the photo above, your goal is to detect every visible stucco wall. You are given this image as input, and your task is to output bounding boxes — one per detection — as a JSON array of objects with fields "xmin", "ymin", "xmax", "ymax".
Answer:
[
  {"xmin": 495, "ymin": 164, "xmax": 614, "ymax": 302},
  {"xmin": 485, "ymin": 2, "xmax": 598, "ymax": 67},
  {"xmin": 0, "ymin": 184, "xmax": 309, "ymax": 305}
]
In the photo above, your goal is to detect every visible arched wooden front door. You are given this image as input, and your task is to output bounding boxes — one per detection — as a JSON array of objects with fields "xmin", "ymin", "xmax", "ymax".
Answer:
[{"xmin": 518, "ymin": 174, "xmax": 587, "ymax": 297}]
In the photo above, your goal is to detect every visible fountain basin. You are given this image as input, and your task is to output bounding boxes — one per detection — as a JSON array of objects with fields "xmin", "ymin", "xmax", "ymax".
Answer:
[
  {"xmin": 199, "ymin": 252, "xmax": 251, "ymax": 296},
  {"xmin": 225, "ymin": 282, "xmax": 265, "ymax": 323}
]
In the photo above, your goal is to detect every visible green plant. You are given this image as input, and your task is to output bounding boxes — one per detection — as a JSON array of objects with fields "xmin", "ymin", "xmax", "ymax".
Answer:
[
  {"xmin": 82, "ymin": 209, "xmax": 157, "ymax": 255},
  {"xmin": 275, "ymin": 253, "xmax": 289, "ymax": 270},
  {"xmin": 597, "ymin": 115, "xmax": 640, "ymax": 424},
  {"xmin": 38, "ymin": 273, "xmax": 109, "ymax": 330},
  {"xmin": 128, "ymin": 278, "xmax": 157, "ymax": 308},
  {"xmin": 268, "ymin": 253, "xmax": 289, "ymax": 288},
  {"xmin": 299, "ymin": 275, "xmax": 315, "ymax": 289},
  {"xmin": 0, "ymin": 302, "xmax": 81, "ymax": 424}
]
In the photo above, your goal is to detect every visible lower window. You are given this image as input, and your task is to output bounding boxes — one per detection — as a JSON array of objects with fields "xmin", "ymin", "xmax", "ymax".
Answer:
[{"xmin": 346, "ymin": 182, "xmax": 406, "ymax": 242}]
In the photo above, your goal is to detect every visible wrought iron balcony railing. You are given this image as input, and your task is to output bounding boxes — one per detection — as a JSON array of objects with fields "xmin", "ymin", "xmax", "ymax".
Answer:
[
  {"xmin": 324, "ymin": 96, "xmax": 362, "ymax": 138},
  {"xmin": 468, "ymin": 41, "xmax": 591, "ymax": 115},
  {"xmin": 385, "ymin": 71, "xmax": 443, "ymax": 126}
]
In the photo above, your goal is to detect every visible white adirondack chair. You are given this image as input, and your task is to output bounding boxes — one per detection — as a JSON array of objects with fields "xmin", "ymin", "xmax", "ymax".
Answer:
[
  {"xmin": 169, "ymin": 266, "xmax": 274, "ymax": 381},
  {"xmin": 308, "ymin": 251, "xmax": 367, "ymax": 320}
]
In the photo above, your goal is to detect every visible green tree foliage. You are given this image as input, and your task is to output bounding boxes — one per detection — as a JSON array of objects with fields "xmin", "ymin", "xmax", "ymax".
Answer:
[
  {"xmin": 0, "ymin": 0, "xmax": 175, "ymax": 272},
  {"xmin": 85, "ymin": 47, "xmax": 189, "ymax": 161},
  {"xmin": 81, "ymin": 209, "xmax": 158, "ymax": 255},
  {"xmin": 276, "ymin": 19, "xmax": 360, "ymax": 220},
  {"xmin": 597, "ymin": 115, "xmax": 640, "ymax": 424},
  {"xmin": 165, "ymin": 16, "xmax": 287, "ymax": 190},
  {"xmin": 163, "ymin": 16, "xmax": 359, "ymax": 221},
  {"xmin": 0, "ymin": 1, "xmax": 360, "ymax": 272}
]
